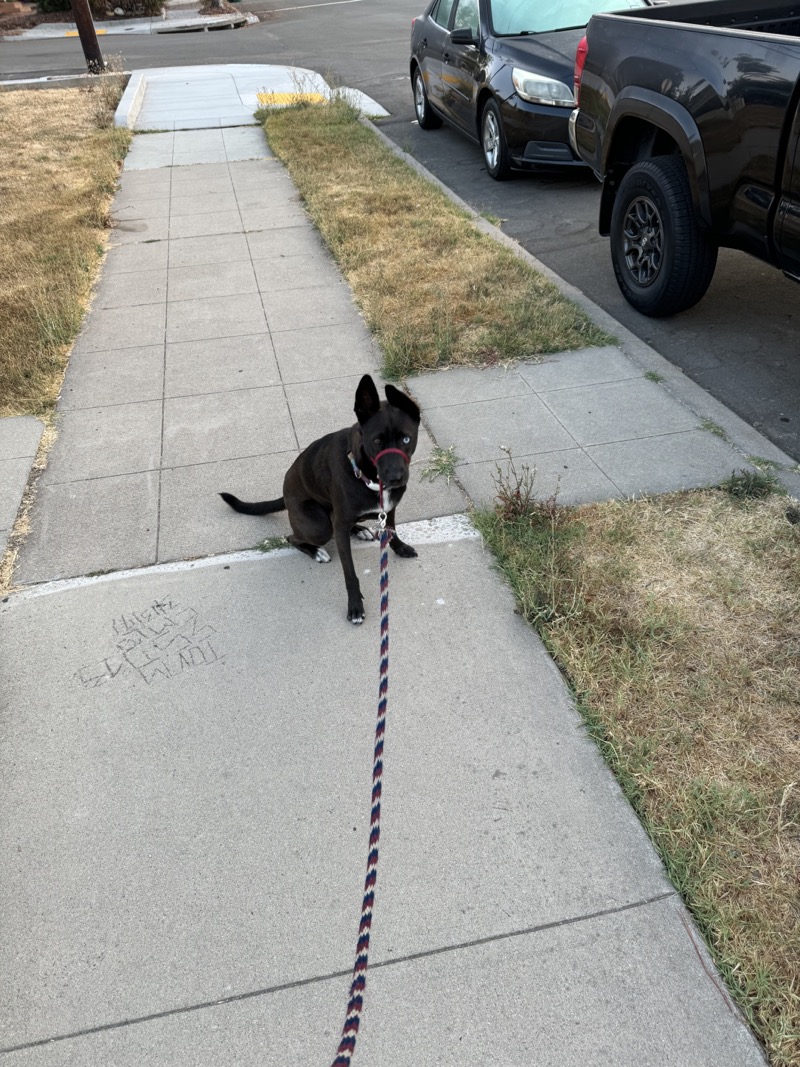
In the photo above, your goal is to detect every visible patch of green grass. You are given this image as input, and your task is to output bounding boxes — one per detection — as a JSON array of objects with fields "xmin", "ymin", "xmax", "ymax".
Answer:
[
  {"xmin": 644, "ymin": 370, "xmax": 664, "ymax": 383},
  {"xmin": 256, "ymin": 536, "xmax": 289, "ymax": 553},
  {"xmin": 720, "ymin": 468, "xmax": 785, "ymax": 500},
  {"xmin": 701, "ymin": 417, "xmax": 728, "ymax": 440},
  {"xmin": 473, "ymin": 454, "xmax": 582, "ymax": 626},
  {"xmin": 420, "ymin": 444, "xmax": 460, "ymax": 486},
  {"xmin": 748, "ymin": 455, "xmax": 783, "ymax": 471}
]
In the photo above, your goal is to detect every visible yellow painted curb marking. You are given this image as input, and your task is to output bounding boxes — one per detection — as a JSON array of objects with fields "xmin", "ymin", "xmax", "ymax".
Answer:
[
  {"xmin": 256, "ymin": 91, "xmax": 327, "ymax": 106},
  {"xmin": 66, "ymin": 28, "xmax": 107, "ymax": 34}
]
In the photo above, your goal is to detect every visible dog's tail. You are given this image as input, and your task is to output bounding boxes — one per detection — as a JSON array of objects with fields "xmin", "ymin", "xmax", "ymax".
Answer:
[{"xmin": 219, "ymin": 492, "xmax": 286, "ymax": 516}]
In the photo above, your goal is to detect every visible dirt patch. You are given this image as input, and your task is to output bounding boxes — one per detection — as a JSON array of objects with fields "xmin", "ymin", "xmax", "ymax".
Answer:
[
  {"xmin": 0, "ymin": 9, "xmax": 73, "ymax": 33},
  {"xmin": 0, "ymin": 88, "xmax": 130, "ymax": 417},
  {"xmin": 198, "ymin": 0, "xmax": 257, "ymax": 13},
  {"xmin": 0, "ymin": 2, "xmax": 263, "ymax": 31}
]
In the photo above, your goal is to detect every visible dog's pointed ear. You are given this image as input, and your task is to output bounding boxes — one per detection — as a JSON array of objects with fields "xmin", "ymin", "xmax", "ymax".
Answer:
[
  {"xmin": 354, "ymin": 375, "xmax": 381, "ymax": 425},
  {"xmin": 385, "ymin": 384, "xmax": 420, "ymax": 424}
]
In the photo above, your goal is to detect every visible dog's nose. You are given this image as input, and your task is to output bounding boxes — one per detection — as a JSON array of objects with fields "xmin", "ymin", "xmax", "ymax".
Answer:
[
  {"xmin": 381, "ymin": 471, "xmax": 405, "ymax": 487},
  {"xmin": 378, "ymin": 464, "xmax": 408, "ymax": 489}
]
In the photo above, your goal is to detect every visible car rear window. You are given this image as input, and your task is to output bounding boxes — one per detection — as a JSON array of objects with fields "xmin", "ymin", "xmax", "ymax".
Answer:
[{"xmin": 489, "ymin": 0, "xmax": 647, "ymax": 36}]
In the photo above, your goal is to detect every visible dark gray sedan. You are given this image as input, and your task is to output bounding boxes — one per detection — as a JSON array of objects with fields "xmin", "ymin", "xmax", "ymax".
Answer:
[{"xmin": 410, "ymin": 0, "xmax": 651, "ymax": 179}]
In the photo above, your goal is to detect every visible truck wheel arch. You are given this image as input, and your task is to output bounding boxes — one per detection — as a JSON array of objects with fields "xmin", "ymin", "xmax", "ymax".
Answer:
[{"xmin": 599, "ymin": 89, "xmax": 711, "ymax": 234}]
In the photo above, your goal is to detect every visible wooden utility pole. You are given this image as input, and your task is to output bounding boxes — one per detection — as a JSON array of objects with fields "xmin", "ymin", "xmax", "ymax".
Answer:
[{"xmin": 68, "ymin": 0, "xmax": 106, "ymax": 73}]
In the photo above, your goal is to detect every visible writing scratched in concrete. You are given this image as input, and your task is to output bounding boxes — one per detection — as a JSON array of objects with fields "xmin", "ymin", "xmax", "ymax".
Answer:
[{"xmin": 76, "ymin": 598, "xmax": 225, "ymax": 687}]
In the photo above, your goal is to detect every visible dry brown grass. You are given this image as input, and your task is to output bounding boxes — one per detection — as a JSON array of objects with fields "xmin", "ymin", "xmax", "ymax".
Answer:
[
  {"xmin": 0, "ymin": 86, "xmax": 130, "ymax": 418},
  {"xmin": 477, "ymin": 484, "xmax": 800, "ymax": 1065},
  {"xmin": 259, "ymin": 99, "xmax": 611, "ymax": 377}
]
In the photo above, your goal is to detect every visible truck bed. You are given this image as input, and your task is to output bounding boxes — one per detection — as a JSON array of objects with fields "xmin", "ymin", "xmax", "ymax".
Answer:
[{"xmin": 621, "ymin": 0, "xmax": 800, "ymax": 37}]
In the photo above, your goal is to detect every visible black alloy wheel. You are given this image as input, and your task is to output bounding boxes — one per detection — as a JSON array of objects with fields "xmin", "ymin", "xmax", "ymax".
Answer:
[
  {"xmin": 610, "ymin": 155, "xmax": 718, "ymax": 317},
  {"xmin": 480, "ymin": 98, "xmax": 511, "ymax": 181},
  {"xmin": 413, "ymin": 67, "xmax": 442, "ymax": 130}
]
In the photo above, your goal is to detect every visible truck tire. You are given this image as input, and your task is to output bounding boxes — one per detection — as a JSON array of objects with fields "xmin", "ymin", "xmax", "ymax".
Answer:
[{"xmin": 610, "ymin": 156, "xmax": 718, "ymax": 317}]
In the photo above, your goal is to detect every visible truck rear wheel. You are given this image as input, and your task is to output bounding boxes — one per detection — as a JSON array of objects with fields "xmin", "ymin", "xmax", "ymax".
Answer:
[{"xmin": 610, "ymin": 156, "xmax": 718, "ymax": 317}]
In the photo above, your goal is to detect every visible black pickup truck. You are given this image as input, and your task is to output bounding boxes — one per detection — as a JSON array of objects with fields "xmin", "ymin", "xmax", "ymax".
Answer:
[{"xmin": 569, "ymin": 0, "xmax": 800, "ymax": 316}]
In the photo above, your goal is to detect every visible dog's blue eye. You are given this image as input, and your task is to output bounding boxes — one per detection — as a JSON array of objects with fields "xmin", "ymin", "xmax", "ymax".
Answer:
[{"xmin": 402, "ymin": 436, "xmax": 410, "ymax": 445}]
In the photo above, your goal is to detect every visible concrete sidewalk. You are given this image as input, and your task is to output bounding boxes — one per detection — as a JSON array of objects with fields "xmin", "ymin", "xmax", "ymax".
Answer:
[{"xmin": 0, "ymin": 66, "xmax": 780, "ymax": 1065}]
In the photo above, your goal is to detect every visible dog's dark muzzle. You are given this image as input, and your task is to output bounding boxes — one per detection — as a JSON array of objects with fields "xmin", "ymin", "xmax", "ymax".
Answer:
[{"xmin": 373, "ymin": 447, "xmax": 411, "ymax": 489}]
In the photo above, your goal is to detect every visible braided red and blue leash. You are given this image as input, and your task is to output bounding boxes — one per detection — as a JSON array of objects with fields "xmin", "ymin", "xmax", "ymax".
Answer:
[{"xmin": 331, "ymin": 520, "xmax": 391, "ymax": 1066}]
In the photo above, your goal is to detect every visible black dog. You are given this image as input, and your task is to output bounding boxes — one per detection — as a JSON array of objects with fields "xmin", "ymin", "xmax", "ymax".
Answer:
[{"xmin": 220, "ymin": 374, "xmax": 421, "ymax": 624}]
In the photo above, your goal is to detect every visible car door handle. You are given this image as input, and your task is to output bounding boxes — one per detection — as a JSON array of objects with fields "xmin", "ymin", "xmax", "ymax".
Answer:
[{"xmin": 443, "ymin": 50, "xmax": 451, "ymax": 63}]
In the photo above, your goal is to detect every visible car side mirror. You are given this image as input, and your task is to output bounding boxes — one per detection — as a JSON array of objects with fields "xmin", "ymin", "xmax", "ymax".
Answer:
[{"xmin": 450, "ymin": 27, "xmax": 478, "ymax": 45}]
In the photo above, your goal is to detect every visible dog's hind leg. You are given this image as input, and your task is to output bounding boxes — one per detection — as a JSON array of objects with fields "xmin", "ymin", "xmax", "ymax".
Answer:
[
  {"xmin": 287, "ymin": 532, "xmax": 332, "ymax": 563},
  {"xmin": 286, "ymin": 498, "xmax": 333, "ymax": 563},
  {"xmin": 288, "ymin": 536, "xmax": 331, "ymax": 563}
]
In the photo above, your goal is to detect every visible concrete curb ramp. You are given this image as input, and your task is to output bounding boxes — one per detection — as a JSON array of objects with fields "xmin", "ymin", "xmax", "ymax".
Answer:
[{"xmin": 115, "ymin": 64, "xmax": 389, "ymax": 130}]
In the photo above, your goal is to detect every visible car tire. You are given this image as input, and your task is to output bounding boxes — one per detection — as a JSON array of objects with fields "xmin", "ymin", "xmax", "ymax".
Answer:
[
  {"xmin": 610, "ymin": 155, "xmax": 718, "ymax": 317},
  {"xmin": 412, "ymin": 67, "xmax": 442, "ymax": 130},
  {"xmin": 481, "ymin": 98, "xmax": 512, "ymax": 180}
]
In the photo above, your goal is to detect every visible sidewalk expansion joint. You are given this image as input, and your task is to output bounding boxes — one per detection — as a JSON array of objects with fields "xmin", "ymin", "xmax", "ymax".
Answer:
[
  {"xmin": 1, "ymin": 515, "xmax": 480, "ymax": 603},
  {"xmin": 0, "ymin": 890, "xmax": 676, "ymax": 1056}
]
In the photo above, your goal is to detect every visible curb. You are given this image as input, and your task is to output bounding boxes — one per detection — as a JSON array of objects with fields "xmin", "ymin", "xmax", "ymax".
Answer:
[
  {"xmin": 0, "ymin": 13, "xmax": 251, "ymax": 39},
  {"xmin": 112, "ymin": 68, "xmax": 389, "ymax": 129},
  {"xmin": 0, "ymin": 72, "xmax": 130, "ymax": 90},
  {"xmin": 153, "ymin": 13, "xmax": 252, "ymax": 32},
  {"xmin": 115, "ymin": 69, "xmax": 146, "ymax": 128},
  {"xmin": 364, "ymin": 116, "xmax": 800, "ymax": 498}
]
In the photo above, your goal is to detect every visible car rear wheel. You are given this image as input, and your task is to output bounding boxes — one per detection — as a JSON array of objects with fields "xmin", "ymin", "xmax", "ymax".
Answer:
[
  {"xmin": 610, "ymin": 155, "xmax": 718, "ymax": 317},
  {"xmin": 413, "ymin": 68, "xmax": 442, "ymax": 130},
  {"xmin": 481, "ymin": 98, "xmax": 511, "ymax": 181}
]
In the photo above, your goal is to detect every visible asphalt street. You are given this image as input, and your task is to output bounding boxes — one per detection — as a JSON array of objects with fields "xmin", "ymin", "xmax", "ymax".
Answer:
[{"xmin": 2, "ymin": 0, "xmax": 798, "ymax": 460}]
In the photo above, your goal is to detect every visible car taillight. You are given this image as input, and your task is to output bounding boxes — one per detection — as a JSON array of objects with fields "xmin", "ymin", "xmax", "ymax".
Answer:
[{"xmin": 574, "ymin": 36, "xmax": 588, "ymax": 106}]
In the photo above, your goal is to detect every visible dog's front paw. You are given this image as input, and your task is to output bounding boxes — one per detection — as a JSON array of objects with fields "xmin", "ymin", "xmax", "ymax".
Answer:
[
  {"xmin": 351, "ymin": 524, "xmax": 375, "ymax": 542},
  {"xmin": 347, "ymin": 602, "xmax": 365, "ymax": 625},
  {"xmin": 390, "ymin": 538, "xmax": 417, "ymax": 559},
  {"xmin": 314, "ymin": 547, "xmax": 331, "ymax": 563}
]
